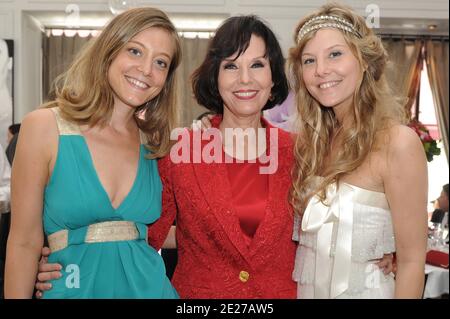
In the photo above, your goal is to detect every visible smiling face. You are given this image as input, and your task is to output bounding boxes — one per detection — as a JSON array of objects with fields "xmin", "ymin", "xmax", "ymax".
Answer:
[
  {"xmin": 218, "ymin": 34, "xmax": 274, "ymax": 119},
  {"xmin": 301, "ymin": 28, "xmax": 362, "ymax": 115},
  {"xmin": 107, "ymin": 27, "xmax": 174, "ymax": 109}
]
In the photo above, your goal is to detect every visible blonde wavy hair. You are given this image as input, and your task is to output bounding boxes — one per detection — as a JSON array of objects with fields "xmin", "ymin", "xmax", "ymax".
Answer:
[
  {"xmin": 43, "ymin": 7, "xmax": 181, "ymax": 158},
  {"xmin": 288, "ymin": 2, "xmax": 407, "ymax": 216}
]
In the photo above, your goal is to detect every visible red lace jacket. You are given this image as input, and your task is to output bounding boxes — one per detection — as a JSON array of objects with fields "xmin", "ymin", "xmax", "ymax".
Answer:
[{"xmin": 148, "ymin": 118, "xmax": 297, "ymax": 299}]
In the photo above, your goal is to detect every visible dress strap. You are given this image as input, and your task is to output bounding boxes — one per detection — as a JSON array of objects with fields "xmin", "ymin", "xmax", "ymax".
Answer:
[
  {"xmin": 50, "ymin": 107, "xmax": 148, "ymax": 143},
  {"xmin": 50, "ymin": 107, "xmax": 82, "ymax": 136}
]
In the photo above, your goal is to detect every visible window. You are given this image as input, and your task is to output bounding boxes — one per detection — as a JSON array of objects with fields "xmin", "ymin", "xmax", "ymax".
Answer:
[{"xmin": 418, "ymin": 62, "xmax": 448, "ymax": 212}]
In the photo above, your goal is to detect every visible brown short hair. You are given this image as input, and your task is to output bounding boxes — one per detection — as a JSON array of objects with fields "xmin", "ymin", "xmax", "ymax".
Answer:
[{"xmin": 191, "ymin": 15, "xmax": 288, "ymax": 114}]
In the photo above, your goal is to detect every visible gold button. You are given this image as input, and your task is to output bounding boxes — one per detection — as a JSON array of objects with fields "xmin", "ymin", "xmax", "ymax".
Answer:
[{"xmin": 239, "ymin": 271, "xmax": 249, "ymax": 283}]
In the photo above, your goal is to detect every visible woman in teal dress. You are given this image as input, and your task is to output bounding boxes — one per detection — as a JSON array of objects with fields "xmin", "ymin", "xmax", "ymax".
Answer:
[{"xmin": 5, "ymin": 7, "xmax": 180, "ymax": 298}]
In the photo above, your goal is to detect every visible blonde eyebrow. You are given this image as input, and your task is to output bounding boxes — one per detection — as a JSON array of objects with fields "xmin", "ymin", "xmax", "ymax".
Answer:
[
  {"xmin": 324, "ymin": 44, "xmax": 346, "ymax": 51},
  {"xmin": 302, "ymin": 44, "xmax": 346, "ymax": 57},
  {"xmin": 127, "ymin": 40, "xmax": 172, "ymax": 59}
]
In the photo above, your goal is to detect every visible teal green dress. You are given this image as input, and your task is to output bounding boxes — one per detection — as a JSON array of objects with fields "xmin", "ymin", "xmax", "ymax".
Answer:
[{"xmin": 42, "ymin": 108, "xmax": 178, "ymax": 299}]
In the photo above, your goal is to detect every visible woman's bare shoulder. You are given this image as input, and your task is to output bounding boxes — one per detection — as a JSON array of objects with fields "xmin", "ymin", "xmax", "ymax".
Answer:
[
  {"xmin": 19, "ymin": 108, "xmax": 59, "ymax": 150},
  {"xmin": 380, "ymin": 124, "xmax": 423, "ymax": 154},
  {"xmin": 375, "ymin": 123, "xmax": 426, "ymax": 181},
  {"xmin": 22, "ymin": 108, "xmax": 57, "ymax": 131},
  {"xmin": 22, "ymin": 108, "xmax": 55, "ymax": 126}
]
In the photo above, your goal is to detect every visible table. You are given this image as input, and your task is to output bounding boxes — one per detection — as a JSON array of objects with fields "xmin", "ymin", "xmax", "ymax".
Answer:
[{"xmin": 424, "ymin": 264, "xmax": 449, "ymax": 298}]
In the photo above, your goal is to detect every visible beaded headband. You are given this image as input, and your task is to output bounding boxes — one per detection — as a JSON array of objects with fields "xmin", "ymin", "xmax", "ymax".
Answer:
[{"xmin": 297, "ymin": 15, "xmax": 362, "ymax": 42}]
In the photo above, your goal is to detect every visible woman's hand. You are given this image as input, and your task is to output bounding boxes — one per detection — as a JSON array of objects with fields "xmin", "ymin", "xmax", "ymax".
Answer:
[
  {"xmin": 192, "ymin": 112, "xmax": 215, "ymax": 131},
  {"xmin": 34, "ymin": 246, "xmax": 62, "ymax": 299},
  {"xmin": 374, "ymin": 253, "xmax": 395, "ymax": 275}
]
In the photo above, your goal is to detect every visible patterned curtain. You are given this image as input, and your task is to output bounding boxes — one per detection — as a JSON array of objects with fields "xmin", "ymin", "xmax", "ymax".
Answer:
[
  {"xmin": 425, "ymin": 40, "xmax": 449, "ymax": 162},
  {"xmin": 176, "ymin": 35, "xmax": 210, "ymax": 127},
  {"xmin": 382, "ymin": 38, "xmax": 423, "ymax": 118},
  {"xmin": 42, "ymin": 32, "xmax": 93, "ymax": 102}
]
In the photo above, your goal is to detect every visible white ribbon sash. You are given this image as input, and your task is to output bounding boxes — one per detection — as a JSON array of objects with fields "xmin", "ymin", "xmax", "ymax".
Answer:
[{"xmin": 301, "ymin": 183, "xmax": 354, "ymax": 299}]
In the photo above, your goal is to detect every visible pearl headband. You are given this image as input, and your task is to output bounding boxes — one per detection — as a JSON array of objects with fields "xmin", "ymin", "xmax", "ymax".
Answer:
[{"xmin": 297, "ymin": 15, "xmax": 362, "ymax": 42}]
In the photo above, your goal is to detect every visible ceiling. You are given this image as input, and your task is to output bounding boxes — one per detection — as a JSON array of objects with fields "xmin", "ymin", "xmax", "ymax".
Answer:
[
  {"xmin": 25, "ymin": 11, "xmax": 448, "ymax": 36},
  {"xmin": 25, "ymin": 11, "xmax": 228, "ymax": 31},
  {"xmin": 377, "ymin": 17, "xmax": 448, "ymax": 36}
]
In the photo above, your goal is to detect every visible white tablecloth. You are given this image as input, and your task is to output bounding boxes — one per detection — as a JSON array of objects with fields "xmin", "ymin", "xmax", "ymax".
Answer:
[{"xmin": 424, "ymin": 264, "xmax": 449, "ymax": 298}]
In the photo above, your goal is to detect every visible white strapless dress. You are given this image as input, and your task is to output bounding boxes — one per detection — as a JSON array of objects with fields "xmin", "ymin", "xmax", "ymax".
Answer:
[{"xmin": 292, "ymin": 179, "xmax": 396, "ymax": 299}]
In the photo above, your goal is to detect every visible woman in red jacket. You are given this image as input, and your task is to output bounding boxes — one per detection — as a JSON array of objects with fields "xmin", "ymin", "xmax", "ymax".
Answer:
[{"xmin": 147, "ymin": 15, "xmax": 296, "ymax": 298}]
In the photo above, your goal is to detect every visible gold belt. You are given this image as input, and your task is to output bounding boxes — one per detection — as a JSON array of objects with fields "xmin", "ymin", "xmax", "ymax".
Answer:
[{"xmin": 47, "ymin": 221, "xmax": 139, "ymax": 253}]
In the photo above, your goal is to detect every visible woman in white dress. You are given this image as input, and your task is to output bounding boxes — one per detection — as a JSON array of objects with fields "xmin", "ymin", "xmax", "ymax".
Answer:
[{"xmin": 289, "ymin": 3, "xmax": 428, "ymax": 298}]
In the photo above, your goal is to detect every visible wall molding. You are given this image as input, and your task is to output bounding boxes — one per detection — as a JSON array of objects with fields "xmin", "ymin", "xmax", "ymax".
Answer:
[{"xmin": 0, "ymin": 9, "xmax": 13, "ymax": 38}]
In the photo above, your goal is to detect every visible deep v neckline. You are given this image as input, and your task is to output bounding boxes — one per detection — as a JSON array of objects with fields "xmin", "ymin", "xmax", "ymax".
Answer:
[{"xmin": 79, "ymin": 133, "xmax": 143, "ymax": 212}]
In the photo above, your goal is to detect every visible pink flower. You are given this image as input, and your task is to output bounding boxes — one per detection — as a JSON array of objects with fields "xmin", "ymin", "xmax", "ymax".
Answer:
[{"xmin": 407, "ymin": 119, "xmax": 441, "ymax": 162}]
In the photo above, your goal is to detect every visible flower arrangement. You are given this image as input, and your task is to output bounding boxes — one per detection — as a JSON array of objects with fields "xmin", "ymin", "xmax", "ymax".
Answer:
[{"xmin": 408, "ymin": 119, "xmax": 441, "ymax": 162}]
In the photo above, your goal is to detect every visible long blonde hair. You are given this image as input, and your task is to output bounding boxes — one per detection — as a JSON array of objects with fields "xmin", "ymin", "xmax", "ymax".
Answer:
[
  {"xmin": 43, "ymin": 7, "xmax": 181, "ymax": 158},
  {"xmin": 289, "ymin": 2, "xmax": 407, "ymax": 215}
]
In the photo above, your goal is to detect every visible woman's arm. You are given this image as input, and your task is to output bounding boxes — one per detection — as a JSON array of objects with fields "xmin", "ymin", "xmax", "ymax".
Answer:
[
  {"xmin": 5, "ymin": 109, "xmax": 57, "ymax": 298},
  {"xmin": 383, "ymin": 125, "xmax": 428, "ymax": 299},
  {"xmin": 162, "ymin": 225, "xmax": 177, "ymax": 249}
]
